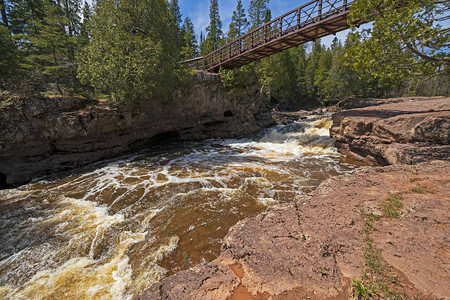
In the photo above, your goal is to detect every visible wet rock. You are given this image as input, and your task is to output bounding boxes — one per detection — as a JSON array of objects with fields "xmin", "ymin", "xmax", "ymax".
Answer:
[
  {"xmin": 330, "ymin": 98, "xmax": 450, "ymax": 165},
  {"xmin": 138, "ymin": 262, "xmax": 239, "ymax": 300},
  {"xmin": 0, "ymin": 72, "xmax": 274, "ymax": 186},
  {"xmin": 139, "ymin": 161, "xmax": 449, "ymax": 299}
]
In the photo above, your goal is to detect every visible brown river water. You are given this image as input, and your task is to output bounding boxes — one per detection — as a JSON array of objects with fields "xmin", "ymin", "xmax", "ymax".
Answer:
[{"xmin": 0, "ymin": 117, "xmax": 362, "ymax": 299}]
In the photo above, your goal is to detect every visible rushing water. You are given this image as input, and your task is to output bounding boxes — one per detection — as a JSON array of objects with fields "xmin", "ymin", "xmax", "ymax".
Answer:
[{"xmin": 0, "ymin": 117, "xmax": 362, "ymax": 299}]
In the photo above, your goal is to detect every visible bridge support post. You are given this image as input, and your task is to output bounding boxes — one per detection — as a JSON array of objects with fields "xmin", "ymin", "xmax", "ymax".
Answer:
[
  {"xmin": 279, "ymin": 18, "xmax": 282, "ymax": 36},
  {"xmin": 318, "ymin": 0, "xmax": 323, "ymax": 21},
  {"xmin": 264, "ymin": 24, "xmax": 267, "ymax": 42}
]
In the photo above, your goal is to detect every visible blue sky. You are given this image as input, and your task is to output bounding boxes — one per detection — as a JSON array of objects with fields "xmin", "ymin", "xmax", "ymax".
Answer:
[{"xmin": 179, "ymin": 0, "xmax": 354, "ymax": 47}]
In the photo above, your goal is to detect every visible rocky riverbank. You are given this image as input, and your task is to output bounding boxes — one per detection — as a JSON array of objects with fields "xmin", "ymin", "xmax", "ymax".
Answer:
[
  {"xmin": 330, "ymin": 97, "xmax": 449, "ymax": 165},
  {"xmin": 139, "ymin": 160, "xmax": 449, "ymax": 300},
  {"xmin": 138, "ymin": 97, "xmax": 449, "ymax": 300},
  {"xmin": 0, "ymin": 72, "xmax": 273, "ymax": 187}
]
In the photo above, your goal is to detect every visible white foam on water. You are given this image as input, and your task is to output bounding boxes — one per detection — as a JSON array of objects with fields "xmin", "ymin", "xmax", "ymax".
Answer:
[
  {"xmin": 2, "ymin": 231, "xmax": 147, "ymax": 300},
  {"xmin": 257, "ymin": 197, "xmax": 279, "ymax": 206},
  {"xmin": 220, "ymin": 119, "xmax": 337, "ymax": 161},
  {"xmin": 132, "ymin": 236, "xmax": 179, "ymax": 296},
  {"xmin": 0, "ymin": 117, "xmax": 362, "ymax": 299}
]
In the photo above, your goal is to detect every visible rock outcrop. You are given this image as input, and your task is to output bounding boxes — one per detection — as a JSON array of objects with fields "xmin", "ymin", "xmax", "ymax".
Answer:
[
  {"xmin": 0, "ymin": 72, "xmax": 273, "ymax": 186},
  {"xmin": 139, "ymin": 160, "xmax": 450, "ymax": 300},
  {"xmin": 330, "ymin": 97, "xmax": 450, "ymax": 165}
]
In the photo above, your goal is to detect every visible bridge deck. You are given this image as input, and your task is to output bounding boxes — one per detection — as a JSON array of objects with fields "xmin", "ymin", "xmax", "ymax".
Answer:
[{"xmin": 185, "ymin": 0, "xmax": 355, "ymax": 72}]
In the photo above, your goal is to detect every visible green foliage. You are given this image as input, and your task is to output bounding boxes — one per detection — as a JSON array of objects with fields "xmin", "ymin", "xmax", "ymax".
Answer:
[
  {"xmin": 0, "ymin": 25, "xmax": 20, "ymax": 87},
  {"xmin": 356, "ymin": 209, "xmax": 410, "ymax": 299},
  {"xmin": 180, "ymin": 17, "xmax": 199, "ymax": 60},
  {"xmin": 220, "ymin": 64, "xmax": 256, "ymax": 95},
  {"xmin": 248, "ymin": 0, "xmax": 269, "ymax": 28},
  {"xmin": 347, "ymin": 0, "xmax": 450, "ymax": 80},
  {"xmin": 227, "ymin": 0, "xmax": 249, "ymax": 41},
  {"xmin": 410, "ymin": 184, "xmax": 434, "ymax": 194},
  {"xmin": 29, "ymin": 0, "xmax": 79, "ymax": 93},
  {"xmin": 258, "ymin": 51, "xmax": 297, "ymax": 102},
  {"xmin": 2, "ymin": 0, "xmax": 448, "ymax": 103},
  {"xmin": 77, "ymin": 0, "xmax": 188, "ymax": 103},
  {"xmin": 202, "ymin": 0, "xmax": 223, "ymax": 54},
  {"xmin": 352, "ymin": 279, "xmax": 377, "ymax": 299},
  {"xmin": 78, "ymin": 1, "xmax": 90, "ymax": 48},
  {"xmin": 168, "ymin": 0, "xmax": 183, "ymax": 49},
  {"xmin": 382, "ymin": 193, "xmax": 403, "ymax": 218}
]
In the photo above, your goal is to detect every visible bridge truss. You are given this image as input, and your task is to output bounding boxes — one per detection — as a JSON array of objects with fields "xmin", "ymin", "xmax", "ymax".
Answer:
[{"xmin": 184, "ymin": 0, "xmax": 356, "ymax": 72}]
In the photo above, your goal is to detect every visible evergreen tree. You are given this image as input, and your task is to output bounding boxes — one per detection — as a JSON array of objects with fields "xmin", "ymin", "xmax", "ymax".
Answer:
[
  {"xmin": 7, "ymin": 0, "xmax": 45, "ymax": 39},
  {"xmin": 319, "ymin": 38, "xmax": 349, "ymax": 102},
  {"xmin": 248, "ymin": 0, "xmax": 269, "ymax": 29},
  {"xmin": 168, "ymin": 0, "xmax": 182, "ymax": 29},
  {"xmin": 30, "ymin": 0, "xmax": 73, "ymax": 93},
  {"xmin": 202, "ymin": 0, "xmax": 222, "ymax": 55},
  {"xmin": 78, "ymin": 1, "xmax": 90, "ymax": 47},
  {"xmin": 314, "ymin": 47, "xmax": 332, "ymax": 101},
  {"xmin": 305, "ymin": 40, "xmax": 323, "ymax": 99},
  {"xmin": 77, "ymin": 0, "xmax": 187, "ymax": 102},
  {"xmin": 0, "ymin": 25, "xmax": 20, "ymax": 87},
  {"xmin": 168, "ymin": 0, "xmax": 182, "ymax": 50},
  {"xmin": 227, "ymin": 0, "xmax": 248, "ymax": 41},
  {"xmin": 180, "ymin": 17, "xmax": 198, "ymax": 60},
  {"xmin": 293, "ymin": 45, "xmax": 307, "ymax": 100}
]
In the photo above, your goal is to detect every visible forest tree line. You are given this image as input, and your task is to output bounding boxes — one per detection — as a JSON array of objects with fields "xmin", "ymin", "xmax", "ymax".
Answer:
[{"xmin": 0, "ymin": 0, "xmax": 448, "ymax": 104}]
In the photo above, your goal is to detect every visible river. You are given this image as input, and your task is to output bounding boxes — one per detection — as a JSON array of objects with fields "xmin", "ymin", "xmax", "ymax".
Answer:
[{"xmin": 0, "ymin": 116, "xmax": 362, "ymax": 299}]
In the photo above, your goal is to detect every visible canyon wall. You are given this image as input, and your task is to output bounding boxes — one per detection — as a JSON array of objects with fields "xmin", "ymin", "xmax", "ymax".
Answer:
[{"xmin": 0, "ymin": 72, "xmax": 273, "ymax": 186}]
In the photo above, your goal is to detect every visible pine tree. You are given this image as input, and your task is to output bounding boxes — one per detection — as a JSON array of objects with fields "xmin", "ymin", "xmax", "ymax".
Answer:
[
  {"xmin": 314, "ymin": 47, "xmax": 332, "ymax": 102},
  {"xmin": 248, "ymin": 0, "xmax": 269, "ymax": 29},
  {"xmin": 8, "ymin": 0, "xmax": 45, "ymax": 39},
  {"xmin": 168, "ymin": 0, "xmax": 182, "ymax": 50},
  {"xmin": 202, "ymin": 0, "xmax": 222, "ymax": 55},
  {"xmin": 30, "ymin": 0, "xmax": 72, "ymax": 93},
  {"xmin": 0, "ymin": 25, "xmax": 20, "ymax": 87},
  {"xmin": 168, "ymin": 0, "xmax": 182, "ymax": 29},
  {"xmin": 227, "ymin": 0, "xmax": 248, "ymax": 41},
  {"xmin": 78, "ymin": 1, "xmax": 90, "ymax": 47},
  {"xmin": 305, "ymin": 40, "xmax": 323, "ymax": 100},
  {"xmin": 180, "ymin": 17, "xmax": 198, "ymax": 60}
]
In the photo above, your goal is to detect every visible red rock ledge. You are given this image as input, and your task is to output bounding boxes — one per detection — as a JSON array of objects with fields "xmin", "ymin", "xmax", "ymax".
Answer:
[
  {"xmin": 139, "ymin": 160, "xmax": 449, "ymax": 299},
  {"xmin": 330, "ymin": 97, "xmax": 449, "ymax": 165}
]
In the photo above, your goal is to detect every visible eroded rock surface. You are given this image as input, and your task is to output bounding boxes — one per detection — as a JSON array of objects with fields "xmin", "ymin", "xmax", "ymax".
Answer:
[
  {"xmin": 330, "ymin": 97, "xmax": 450, "ymax": 165},
  {"xmin": 139, "ymin": 160, "xmax": 450, "ymax": 299},
  {"xmin": 0, "ymin": 72, "xmax": 273, "ymax": 186}
]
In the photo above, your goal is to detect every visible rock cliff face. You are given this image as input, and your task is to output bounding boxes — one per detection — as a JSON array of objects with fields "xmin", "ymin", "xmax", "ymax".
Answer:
[
  {"xmin": 0, "ymin": 72, "xmax": 273, "ymax": 187},
  {"xmin": 139, "ymin": 161, "xmax": 450, "ymax": 299},
  {"xmin": 330, "ymin": 98, "xmax": 449, "ymax": 165}
]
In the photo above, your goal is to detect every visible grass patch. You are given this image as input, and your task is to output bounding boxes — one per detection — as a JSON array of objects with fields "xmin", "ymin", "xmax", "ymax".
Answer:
[
  {"xmin": 410, "ymin": 185, "xmax": 434, "ymax": 194},
  {"xmin": 352, "ymin": 278, "xmax": 377, "ymax": 299},
  {"xmin": 352, "ymin": 211, "xmax": 409, "ymax": 299},
  {"xmin": 382, "ymin": 193, "xmax": 403, "ymax": 218}
]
